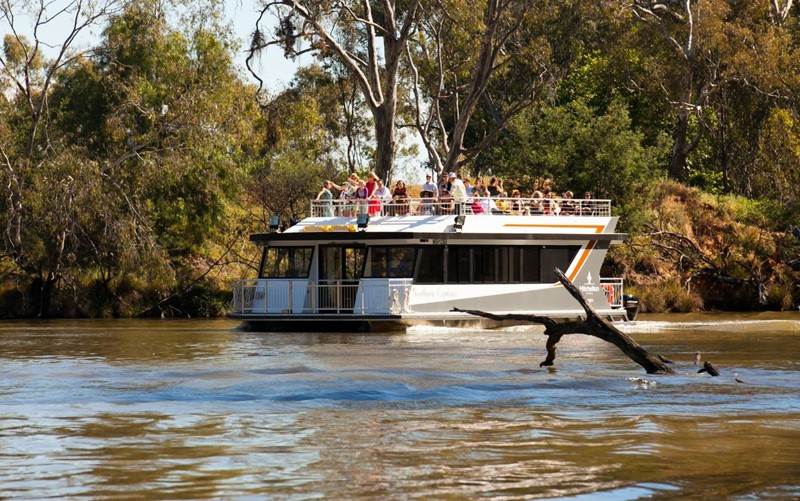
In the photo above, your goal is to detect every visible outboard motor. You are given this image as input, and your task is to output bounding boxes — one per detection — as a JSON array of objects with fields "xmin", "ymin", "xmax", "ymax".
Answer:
[{"xmin": 623, "ymin": 294, "xmax": 639, "ymax": 321}]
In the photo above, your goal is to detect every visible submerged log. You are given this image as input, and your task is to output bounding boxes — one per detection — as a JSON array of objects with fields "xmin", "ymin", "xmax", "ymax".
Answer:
[
  {"xmin": 698, "ymin": 361, "xmax": 721, "ymax": 376},
  {"xmin": 454, "ymin": 268, "xmax": 675, "ymax": 375}
]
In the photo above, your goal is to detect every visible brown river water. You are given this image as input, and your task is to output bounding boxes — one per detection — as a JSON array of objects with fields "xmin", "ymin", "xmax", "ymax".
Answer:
[{"xmin": 1, "ymin": 313, "xmax": 799, "ymax": 500}]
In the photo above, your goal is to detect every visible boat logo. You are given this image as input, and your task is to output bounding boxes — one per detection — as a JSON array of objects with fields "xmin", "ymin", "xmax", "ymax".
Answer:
[{"xmin": 579, "ymin": 271, "xmax": 600, "ymax": 294}]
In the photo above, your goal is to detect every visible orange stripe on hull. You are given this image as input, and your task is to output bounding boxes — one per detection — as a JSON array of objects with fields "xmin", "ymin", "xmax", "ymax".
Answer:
[{"xmin": 568, "ymin": 240, "xmax": 597, "ymax": 282}]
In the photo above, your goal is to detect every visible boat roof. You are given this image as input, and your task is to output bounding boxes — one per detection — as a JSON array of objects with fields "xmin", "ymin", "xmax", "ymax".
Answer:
[{"xmin": 252, "ymin": 197, "xmax": 625, "ymax": 244}]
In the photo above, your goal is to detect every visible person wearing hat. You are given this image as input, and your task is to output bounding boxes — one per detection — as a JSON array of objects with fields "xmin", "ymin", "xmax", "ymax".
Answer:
[{"xmin": 449, "ymin": 172, "xmax": 467, "ymax": 213}]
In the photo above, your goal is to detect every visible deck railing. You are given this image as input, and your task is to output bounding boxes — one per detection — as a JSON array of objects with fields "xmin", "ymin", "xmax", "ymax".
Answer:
[
  {"xmin": 599, "ymin": 277, "xmax": 624, "ymax": 308},
  {"xmin": 230, "ymin": 278, "xmax": 414, "ymax": 315},
  {"xmin": 231, "ymin": 276, "xmax": 625, "ymax": 315},
  {"xmin": 310, "ymin": 197, "xmax": 611, "ymax": 218}
]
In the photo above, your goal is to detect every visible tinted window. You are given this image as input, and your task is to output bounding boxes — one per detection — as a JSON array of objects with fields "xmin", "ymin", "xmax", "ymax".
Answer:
[
  {"xmin": 416, "ymin": 246, "xmax": 445, "ymax": 283},
  {"xmin": 521, "ymin": 247, "xmax": 540, "ymax": 283},
  {"xmin": 364, "ymin": 244, "xmax": 579, "ymax": 284},
  {"xmin": 366, "ymin": 246, "xmax": 416, "ymax": 278},
  {"xmin": 540, "ymin": 247, "xmax": 579, "ymax": 282},
  {"xmin": 261, "ymin": 247, "xmax": 313, "ymax": 278},
  {"xmin": 448, "ymin": 247, "xmax": 472, "ymax": 283},
  {"xmin": 473, "ymin": 247, "xmax": 496, "ymax": 283},
  {"xmin": 499, "ymin": 247, "xmax": 521, "ymax": 283}
]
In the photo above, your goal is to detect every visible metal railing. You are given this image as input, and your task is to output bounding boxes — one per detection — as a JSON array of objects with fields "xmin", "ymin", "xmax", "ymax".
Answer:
[
  {"xmin": 230, "ymin": 278, "xmax": 414, "ymax": 315},
  {"xmin": 599, "ymin": 277, "xmax": 624, "ymax": 308},
  {"xmin": 310, "ymin": 197, "xmax": 611, "ymax": 218}
]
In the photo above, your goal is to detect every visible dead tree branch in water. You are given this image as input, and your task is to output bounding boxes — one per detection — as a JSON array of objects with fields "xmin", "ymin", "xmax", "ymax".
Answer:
[{"xmin": 454, "ymin": 268, "xmax": 674, "ymax": 374}]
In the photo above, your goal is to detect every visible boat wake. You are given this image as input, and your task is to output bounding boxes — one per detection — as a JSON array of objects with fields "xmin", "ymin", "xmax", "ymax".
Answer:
[{"xmin": 618, "ymin": 318, "xmax": 800, "ymax": 334}]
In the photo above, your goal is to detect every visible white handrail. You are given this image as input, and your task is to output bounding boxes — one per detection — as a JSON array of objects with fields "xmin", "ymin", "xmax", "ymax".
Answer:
[
  {"xmin": 599, "ymin": 277, "xmax": 624, "ymax": 307},
  {"xmin": 310, "ymin": 197, "xmax": 611, "ymax": 218},
  {"xmin": 230, "ymin": 279, "xmax": 413, "ymax": 315}
]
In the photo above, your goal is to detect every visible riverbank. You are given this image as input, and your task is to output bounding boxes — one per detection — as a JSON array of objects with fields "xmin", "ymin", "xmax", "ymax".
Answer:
[
  {"xmin": 1, "ymin": 181, "xmax": 797, "ymax": 319},
  {"xmin": 606, "ymin": 181, "xmax": 800, "ymax": 313}
]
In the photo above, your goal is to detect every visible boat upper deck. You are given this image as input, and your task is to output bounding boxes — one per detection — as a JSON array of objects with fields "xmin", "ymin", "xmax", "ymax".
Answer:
[
  {"xmin": 250, "ymin": 197, "xmax": 622, "ymax": 244},
  {"xmin": 310, "ymin": 196, "xmax": 611, "ymax": 218}
]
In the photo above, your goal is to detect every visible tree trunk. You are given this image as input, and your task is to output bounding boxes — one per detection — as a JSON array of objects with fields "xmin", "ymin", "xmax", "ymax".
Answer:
[
  {"xmin": 669, "ymin": 109, "xmax": 690, "ymax": 181},
  {"xmin": 38, "ymin": 272, "xmax": 59, "ymax": 318},
  {"xmin": 374, "ymin": 97, "xmax": 397, "ymax": 183},
  {"xmin": 454, "ymin": 268, "xmax": 674, "ymax": 375}
]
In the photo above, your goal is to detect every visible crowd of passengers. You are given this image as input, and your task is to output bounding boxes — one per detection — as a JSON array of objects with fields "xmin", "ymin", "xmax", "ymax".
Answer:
[{"xmin": 316, "ymin": 171, "xmax": 598, "ymax": 217}]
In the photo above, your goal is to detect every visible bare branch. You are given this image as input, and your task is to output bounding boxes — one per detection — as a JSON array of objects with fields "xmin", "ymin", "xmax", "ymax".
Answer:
[{"xmin": 456, "ymin": 268, "xmax": 674, "ymax": 374}]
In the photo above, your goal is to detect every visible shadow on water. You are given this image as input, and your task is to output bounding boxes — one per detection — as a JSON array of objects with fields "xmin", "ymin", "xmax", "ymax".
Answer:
[{"xmin": 0, "ymin": 313, "xmax": 799, "ymax": 499}]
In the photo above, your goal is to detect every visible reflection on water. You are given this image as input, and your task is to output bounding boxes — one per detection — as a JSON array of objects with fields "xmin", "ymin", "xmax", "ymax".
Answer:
[{"xmin": 1, "ymin": 315, "xmax": 799, "ymax": 499}]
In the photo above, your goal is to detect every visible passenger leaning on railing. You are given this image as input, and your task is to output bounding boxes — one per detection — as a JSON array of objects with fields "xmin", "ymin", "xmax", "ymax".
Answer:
[
  {"xmin": 561, "ymin": 190, "xmax": 575, "ymax": 216},
  {"xmin": 419, "ymin": 190, "xmax": 436, "ymax": 215},
  {"xmin": 392, "ymin": 180, "xmax": 410, "ymax": 215},
  {"xmin": 439, "ymin": 189, "xmax": 454, "ymax": 214},
  {"xmin": 529, "ymin": 190, "xmax": 544, "ymax": 215},
  {"xmin": 369, "ymin": 179, "xmax": 390, "ymax": 215},
  {"xmin": 581, "ymin": 191, "xmax": 594, "ymax": 215},
  {"xmin": 353, "ymin": 180, "xmax": 370, "ymax": 215},
  {"xmin": 316, "ymin": 180, "xmax": 334, "ymax": 217}
]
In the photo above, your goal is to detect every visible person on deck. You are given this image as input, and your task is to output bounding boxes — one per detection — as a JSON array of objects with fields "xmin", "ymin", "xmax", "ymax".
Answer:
[
  {"xmin": 487, "ymin": 177, "xmax": 499, "ymax": 197},
  {"xmin": 449, "ymin": 172, "xmax": 467, "ymax": 214},
  {"xmin": 422, "ymin": 174, "xmax": 438, "ymax": 197},
  {"xmin": 365, "ymin": 171, "xmax": 378, "ymax": 196},
  {"xmin": 316, "ymin": 180, "xmax": 334, "ymax": 217},
  {"xmin": 438, "ymin": 188, "xmax": 454, "ymax": 214},
  {"xmin": 369, "ymin": 179, "xmax": 391, "ymax": 215},
  {"xmin": 581, "ymin": 191, "xmax": 594, "ymax": 215},
  {"xmin": 419, "ymin": 190, "xmax": 436, "ymax": 215},
  {"xmin": 530, "ymin": 190, "xmax": 544, "ymax": 215},
  {"xmin": 353, "ymin": 180, "xmax": 370, "ymax": 214},
  {"xmin": 561, "ymin": 190, "xmax": 575, "ymax": 216},
  {"xmin": 392, "ymin": 180, "xmax": 410, "ymax": 215},
  {"xmin": 439, "ymin": 172, "xmax": 451, "ymax": 195}
]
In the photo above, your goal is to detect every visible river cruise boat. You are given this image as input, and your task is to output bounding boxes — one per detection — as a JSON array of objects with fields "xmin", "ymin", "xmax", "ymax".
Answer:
[{"xmin": 230, "ymin": 196, "xmax": 638, "ymax": 331}]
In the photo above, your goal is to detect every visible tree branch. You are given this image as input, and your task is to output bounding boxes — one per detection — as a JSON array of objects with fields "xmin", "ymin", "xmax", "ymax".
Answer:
[{"xmin": 455, "ymin": 268, "xmax": 674, "ymax": 374}]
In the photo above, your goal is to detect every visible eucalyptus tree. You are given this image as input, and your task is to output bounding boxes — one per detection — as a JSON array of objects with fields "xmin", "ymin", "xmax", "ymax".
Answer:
[
  {"xmin": 246, "ymin": 66, "xmax": 341, "ymax": 227},
  {"xmin": 1, "ymin": 0, "xmax": 259, "ymax": 316},
  {"xmin": 248, "ymin": 0, "xmax": 422, "ymax": 183},
  {"xmin": 769, "ymin": 0, "xmax": 795, "ymax": 24},
  {"xmin": 0, "ymin": 0, "xmax": 122, "ymax": 315},
  {"xmin": 406, "ymin": 0, "xmax": 554, "ymax": 174},
  {"xmin": 626, "ymin": 0, "xmax": 800, "ymax": 183}
]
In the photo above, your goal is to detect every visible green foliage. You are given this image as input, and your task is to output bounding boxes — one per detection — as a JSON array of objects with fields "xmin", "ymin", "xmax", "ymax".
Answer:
[
  {"xmin": 628, "ymin": 278, "xmax": 704, "ymax": 313},
  {"xmin": 487, "ymin": 96, "xmax": 667, "ymax": 231},
  {"xmin": 3, "ymin": 0, "xmax": 800, "ymax": 317},
  {"xmin": 1, "ymin": 0, "xmax": 259, "ymax": 317}
]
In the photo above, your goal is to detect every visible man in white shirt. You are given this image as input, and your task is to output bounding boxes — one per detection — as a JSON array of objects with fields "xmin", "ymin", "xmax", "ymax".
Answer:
[
  {"xmin": 370, "ymin": 179, "xmax": 393, "ymax": 216},
  {"xmin": 449, "ymin": 172, "xmax": 467, "ymax": 214},
  {"xmin": 372, "ymin": 179, "xmax": 392, "ymax": 201},
  {"xmin": 422, "ymin": 174, "xmax": 438, "ymax": 197}
]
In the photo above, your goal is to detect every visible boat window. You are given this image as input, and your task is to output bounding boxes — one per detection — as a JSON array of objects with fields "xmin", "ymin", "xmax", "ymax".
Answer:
[
  {"xmin": 438, "ymin": 245, "xmax": 576, "ymax": 284},
  {"xmin": 364, "ymin": 244, "xmax": 580, "ymax": 283},
  {"xmin": 416, "ymin": 246, "xmax": 445, "ymax": 283},
  {"xmin": 261, "ymin": 247, "xmax": 313, "ymax": 278},
  {"xmin": 366, "ymin": 246, "xmax": 416, "ymax": 278},
  {"xmin": 448, "ymin": 247, "xmax": 472, "ymax": 283},
  {"xmin": 499, "ymin": 247, "xmax": 521, "ymax": 283},
  {"xmin": 521, "ymin": 247, "xmax": 540, "ymax": 283},
  {"xmin": 473, "ymin": 247, "xmax": 496, "ymax": 283},
  {"xmin": 540, "ymin": 247, "xmax": 579, "ymax": 282}
]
